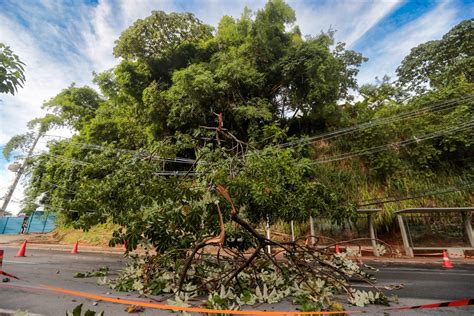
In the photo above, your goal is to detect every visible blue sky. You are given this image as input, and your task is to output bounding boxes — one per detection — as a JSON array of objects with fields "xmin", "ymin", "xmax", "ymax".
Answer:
[{"xmin": 0, "ymin": 0, "xmax": 473, "ymax": 213}]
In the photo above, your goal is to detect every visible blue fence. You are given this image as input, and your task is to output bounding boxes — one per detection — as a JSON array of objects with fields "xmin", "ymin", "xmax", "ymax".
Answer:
[
  {"xmin": 26, "ymin": 211, "xmax": 56, "ymax": 233},
  {"xmin": 0, "ymin": 211, "xmax": 56, "ymax": 234},
  {"xmin": 0, "ymin": 217, "xmax": 24, "ymax": 234}
]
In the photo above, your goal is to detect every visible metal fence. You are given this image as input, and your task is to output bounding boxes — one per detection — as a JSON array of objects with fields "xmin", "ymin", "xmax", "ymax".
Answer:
[
  {"xmin": 0, "ymin": 211, "xmax": 56, "ymax": 234},
  {"xmin": 25, "ymin": 211, "xmax": 56, "ymax": 233},
  {"xmin": 0, "ymin": 216, "xmax": 24, "ymax": 234}
]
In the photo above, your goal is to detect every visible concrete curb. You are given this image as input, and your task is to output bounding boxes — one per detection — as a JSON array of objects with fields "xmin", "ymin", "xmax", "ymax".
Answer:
[
  {"xmin": 0, "ymin": 243, "xmax": 125, "ymax": 255},
  {"xmin": 357, "ymin": 256, "xmax": 474, "ymax": 265}
]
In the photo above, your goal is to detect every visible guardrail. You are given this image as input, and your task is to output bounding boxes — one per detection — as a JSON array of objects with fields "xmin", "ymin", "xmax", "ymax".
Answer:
[{"xmin": 295, "ymin": 209, "xmax": 382, "ymax": 256}]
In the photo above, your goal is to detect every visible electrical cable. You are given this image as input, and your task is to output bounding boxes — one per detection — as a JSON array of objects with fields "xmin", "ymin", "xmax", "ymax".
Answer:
[
  {"xmin": 357, "ymin": 182, "xmax": 474, "ymax": 206},
  {"xmin": 310, "ymin": 121, "xmax": 474, "ymax": 164},
  {"xmin": 278, "ymin": 96, "xmax": 473, "ymax": 148},
  {"xmin": 40, "ymin": 136, "xmax": 197, "ymax": 164}
]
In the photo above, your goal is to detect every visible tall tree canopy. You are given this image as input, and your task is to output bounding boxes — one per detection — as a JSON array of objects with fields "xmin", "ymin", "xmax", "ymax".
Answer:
[
  {"xmin": 396, "ymin": 18, "xmax": 474, "ymax": 93},
  {"xmin": 113, "ymin": 11, "xmax": 213, "ymax": 60}
]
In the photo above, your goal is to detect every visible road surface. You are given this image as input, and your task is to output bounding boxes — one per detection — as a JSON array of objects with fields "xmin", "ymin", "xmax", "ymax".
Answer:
[{"xmin": 0, "ymin": 247, "xmax": 473, "ymax": 315}]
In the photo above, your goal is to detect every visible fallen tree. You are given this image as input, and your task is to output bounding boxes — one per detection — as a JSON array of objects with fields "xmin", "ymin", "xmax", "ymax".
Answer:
[
  {"xmin": 111, "ymin": 185, "xmax": 391, "ymax": 311},
  {"xmin": 109, "ymin": 145, "xmax": 392, "ymax": 311}
]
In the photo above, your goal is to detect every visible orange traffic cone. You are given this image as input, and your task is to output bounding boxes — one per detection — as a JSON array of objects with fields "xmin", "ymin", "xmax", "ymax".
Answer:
[
  {"xmin": 335, "ymin": 244, "xmax": 341, "ymax": 254},
  {"xmin": 442, "ymin": 250, "xmax": 453, "ymax": 268},
  {"xmin": 16, "ymin": 240, "xmax": 27, "ymax": 257},
  {"xmin": 71, "ymin": 241, "xmax": 79, "ymax": 254}
]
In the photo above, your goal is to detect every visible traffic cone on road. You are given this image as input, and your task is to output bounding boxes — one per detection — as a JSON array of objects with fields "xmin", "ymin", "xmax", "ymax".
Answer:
[
  {"xmin": 335, "ymin": 244, "xmax": 341, "ymax": 254},
  {"xmin": 16, "ymin": 240, "xmax": 27, "ymax": 257},
  {"xmin": 71, "ymin": 241, "xmax": 79, "ymax": 254},
  {"xmin": 442, "ymin": 250, "xmax": 453, "ymax": 268}
]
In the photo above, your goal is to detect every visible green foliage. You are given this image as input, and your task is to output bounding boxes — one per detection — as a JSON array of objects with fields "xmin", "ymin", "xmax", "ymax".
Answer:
[
  {"xmin": 66, "ymin": 304, "xmax": 104, "ymax": 316},
  {"xmin": 3, "ymin": 133, "xmax": 33, "ymax": 160},
  {"xmin": 17, "ymin": 0, "xmax": 472, "ymax": 249},
  {"xmin": 0, "ymin": 43, "xmax": 25, "ymax": 95},
  {"xmin": 113, "ymin": 11, "xmax": 213, "ymax": 60},
  {"xmin": 358, "ymin": 75, "xmax": 408, "ymax": 109},
  {"xmin": 110, "ymin": 248, "xmax": 384, "ymax": 311},
  {"xmin": 221, "ymin": 147, "xmax": 355, "ymax": 225},
  {"xmin": 397, "ymin": 19, "xmax": 474, "ymax": 93},
  {"xmin": 19, "ymin": 0, "xmax": 368, "ymax": 237},
  {"xmin": 41, "ymin": 84, "xmax": 102, "ymax": 130},
  {"xmin": 348, "ymin": 82, "xmax": 474, "ymax": 178},
  {"xmin": 74, "ymin": 266, "xmax": 109, "ymax": 278}
]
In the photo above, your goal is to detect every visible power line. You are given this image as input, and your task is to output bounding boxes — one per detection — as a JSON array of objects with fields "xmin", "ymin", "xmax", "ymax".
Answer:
[
  {"xmin": 310, "ymin": 121, "xmax": 474, "ymax": 164},
  {"xmin": 278, "ymin": 96, "xmax": 473, "ymax": 148},
  {"xmin": 40, "ymin": 97, "xmax": 473, "ymax": 169},
  {"xmin": 238, "ymin": 97, "xmax": 473, "ymax": 164},
  {"xmin": 153, "ymin": 171, "xmax": 205, "ymax": 176},
  {"xmin": 41, "ymin": 136, "xmax": 197, "ymax": 164},
  {"xmin": 357, "ymin": 182, "xmax": 474, "ymax": 206},
  {"xmin": 29, "ymin": 152, "xmax": 206, "ymax": 178},
  {"xmin": 28, "ymin": 149, "xmax": 198, "ymax": 170}
]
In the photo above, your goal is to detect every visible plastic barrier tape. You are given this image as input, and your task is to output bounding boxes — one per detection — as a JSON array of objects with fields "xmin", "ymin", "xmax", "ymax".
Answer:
[
  {"xmin": 42, "ymin": 284, "xmax": 361, "ymax": 315},
  {"xmin": 387, "ymin": 298, "xmax": 474, "ymax": 310},
  {"xmin": 1, "ymin": 282, "xmax": 472, "ymax": 314},
  {"xmin": 40, "ymin": 285, "xmax": 474, "ymax": 314}
]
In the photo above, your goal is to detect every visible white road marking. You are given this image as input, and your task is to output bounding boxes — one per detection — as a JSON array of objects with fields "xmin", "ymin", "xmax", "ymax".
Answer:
[
  {"xmin": 3, "ymin": 260, "xmax": 37, "ymax": 264},
  {"xmin": 379, "ymin": 268, "xmax": 474, "ymax": 276}
]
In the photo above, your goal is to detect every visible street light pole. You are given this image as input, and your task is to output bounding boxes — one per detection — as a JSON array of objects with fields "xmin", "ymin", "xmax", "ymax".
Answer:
[{"xmin": 0, "ymin": 132, "xmax": 41, "ymax": 216}]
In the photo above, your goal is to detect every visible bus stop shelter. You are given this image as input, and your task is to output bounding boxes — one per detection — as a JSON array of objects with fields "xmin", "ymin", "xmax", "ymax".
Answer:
[{"xmin": 396, "ymin": 207, "xmax": 474, "ymax": 257}]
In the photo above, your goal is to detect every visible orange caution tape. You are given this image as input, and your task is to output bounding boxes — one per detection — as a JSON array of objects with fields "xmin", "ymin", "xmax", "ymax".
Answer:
[
  {"xmin": 42, "ymin": 284, "xmax": 361, "ymax": 315},
  {"xmin": 4, "ymin": 282, "xmax": 473, "ymax": 314}
]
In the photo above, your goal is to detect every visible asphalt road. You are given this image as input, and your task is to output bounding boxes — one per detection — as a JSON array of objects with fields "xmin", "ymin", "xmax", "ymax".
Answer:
[{"xmin": 0, "ymin": 247, "xmax": 473, "ymax": 315}]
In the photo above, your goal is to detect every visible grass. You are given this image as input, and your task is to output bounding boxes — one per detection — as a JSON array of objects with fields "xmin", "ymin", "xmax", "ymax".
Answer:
[{"xmin": 52, "ymin": 222, "xmax": 119, "ymax": 246}]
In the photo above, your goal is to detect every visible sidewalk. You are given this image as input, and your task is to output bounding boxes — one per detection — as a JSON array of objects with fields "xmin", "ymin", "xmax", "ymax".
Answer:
[
  {"xmin": 351, "ymin": 254, "xmax": 474, "ymax": 265},
  {"xmin": 0, "ymin": 234, "xmax": 125, "ymax": 254}
]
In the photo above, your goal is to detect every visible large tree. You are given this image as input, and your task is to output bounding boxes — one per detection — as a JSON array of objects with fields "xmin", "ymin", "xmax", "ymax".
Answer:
[
  {"xmin": 396, "ymin": 19, "xmax": 474, "ymax": 93},
  {"xmin": 25, "ymin": 0, "xmax": 366, "ymax": 248}
]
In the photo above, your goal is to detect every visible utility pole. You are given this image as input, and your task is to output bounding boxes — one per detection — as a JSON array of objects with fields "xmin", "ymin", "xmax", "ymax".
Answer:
[
  {"xmin": 309, "ymin": 216, "xmax": 315, "ymax": 245},
  {"xmin": 0, "ymin": 132, "xmax": 41, "ymax": 216}
]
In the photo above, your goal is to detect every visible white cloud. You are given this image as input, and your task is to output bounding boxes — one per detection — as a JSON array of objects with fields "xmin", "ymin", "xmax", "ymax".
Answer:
[
  {"xmin": 0, "ymin": 13, "xmax": 92, "ymax": 143},
  {"xmin": 289, "ymin": 0, "xmax": 401, "ymax": 47},
  {"xmin": 357, "ymin": 1, "xmax": 459, "ymax": 84}
]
